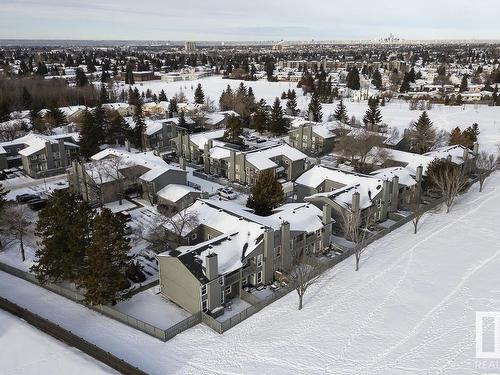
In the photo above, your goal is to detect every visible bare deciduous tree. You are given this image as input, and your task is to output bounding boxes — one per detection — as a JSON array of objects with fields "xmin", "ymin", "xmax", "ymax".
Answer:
[
  {"xmin": 340, "ymin": 210, "xmax": 374, "ymax": 271},
  {"xmin": 427, "ymin": 161, "xmax": 469, "ymax": 213},
  {"xmin": 1, "ymin": 205, "xmax": 31, "ymax": 261},
  {"xmin": 289, "ymin": 247, "xmax": 325, "ymax": 310},
  {"xmin": 336, "ymin": 128, "xmax": 388, "ymax": 172},
  {"xmin": 143, "ymin": 206, "xmax": 200, "ymax": 252},
  {"xmin": 410, "ymin": 194, "xmax": 424, "ymax": 234},
  {"xmin": 476, "ymin": 151, "xmax": 499, "ymax": 192}
]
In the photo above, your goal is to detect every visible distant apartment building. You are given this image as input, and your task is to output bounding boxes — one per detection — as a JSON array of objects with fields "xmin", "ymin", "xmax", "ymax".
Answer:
[{"xmin": 185, "ymin": 41, "xmax": 196, "ymax": 52}]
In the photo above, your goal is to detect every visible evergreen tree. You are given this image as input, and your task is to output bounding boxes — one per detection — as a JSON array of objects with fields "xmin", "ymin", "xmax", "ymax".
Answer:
[
  {"xmin": 79, "ymin": 110, "xmax": 102, "ymax": 159},
  {"xmin": 45, "ymin": 105, "xmax": 66, "ymax": 128},
  {"xmin": 75, "ymin": 68, "xmax": 89, "ymax": 87},
  {"xmin": 106, "ymin": 112, "xmax": 129, "ymax": 145},
  {"xmin": 286, "ymin": 90, "xmax": 298, "ymax": 116},
  {"xmin": 132, "ymin": 100, "xmax": 145, "ymax": 151},
  {"xmin": 269, "ymin": 98, "xmax": 287, "ymax": 135},
  {"xmin": 308, "ymin": 90, "xmax": 323, "ymax": 122},
  {"xmin": 333, "ymin": 98, "xmax": 349, "ymax": 123},
  {"xmin": 158, "ymin": 89, "xmax": 168, "ymax": 102},
  {"xmin": 463, "ymin": 123, "xmax": 480, "ymax": 147},
  {"xmin": 246, "ymin": 170, "xmax": 284, "ymax": 216},
  {"xmin": 21, "ymin": 87, "xmax": 32, "ymax": 109},
  {"xmin": 363, "ymin": 97, "xmax": 383, "ymax": 129},
  {"xmin": 79, "ymin": 209, "xmax": 130, "ymax": 306},
  {"xmin": 346, "ymin": 67, "xmax": 361, "ymax": 90},
  {"xmin": 460, "ymin": 75, "xmax": 469, "ymax": 92},
  {"xmin": 400, "ymin": 73, "xmax": 411, "ymax": 93},
  {"xmin": 194, "ymin": 83, "xmax": 205, "ymax": 104},
  {"xmin": 371, "ymin": 69, "xmax": 383, "ymax": 90},
  {"xmin": 125, "ymin": 64, "xmax": 135, "ymax": 85},
  {"xmin": 0, "ymin": 184, "xmax": 8, "ymax": 215},
  {"xmin": 410, "ymin": 111, "xmax": 436, "ymax": 154},
  {"xmin": 223, "ymin": 115, "xmax": 243, "ymax": 144},
  {"xmin": 251, "ymin": 99, "xmax": 269, "ymax": 134},
  {"xmin": 31, "ymin": 191, "xmax": 93, "ymax": 284},
  {"xmin": 168, "ymin": 98, "xmax": 178, "ymax": 118}
]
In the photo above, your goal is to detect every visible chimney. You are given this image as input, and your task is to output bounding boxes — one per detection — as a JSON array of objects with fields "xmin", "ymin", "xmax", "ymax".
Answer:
[
  {"xmin": 352, "ymin": 191, "xmax": 360, "ymax": 213},
  {"xmin": 179, "ymin": 157, "xmax": 186, "ymax": 170},
  {"xmin": 205, "ymin": 253, "xmax": 218, "ymax": 281},
  {"xmin": 391, "ymin": 176, "xmax": 399, "ymax": 212},
  {"xmin": 263, "ymin": 229, "xmax": 275, "ymax": 284},
  {"xmin": 280, "ymin": 221, "xmax": 292, "ymax": 272},
  {"xmin": 462, "ymin": 146, "xmax": 469, "ymax": 162},
  {"xmin": 416, "ymin": 165, "xmax": 423, "ymax": 183},
  {"xmin": 125, "ymin": 139, "xmax": 131, "ymax": 152},
  {"xmin": 322, "ymin": 204, "xmax": 332, "ymax": 225},
  {"xmin": 473, "ymin": 142, "xmax": 479, "ymax": 156},
  {"xmin": 380, "ymin": 180, "xmax": 391, "ymax": 220}
]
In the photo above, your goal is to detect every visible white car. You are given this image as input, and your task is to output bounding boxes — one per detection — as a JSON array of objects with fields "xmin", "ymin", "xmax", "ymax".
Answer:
[{"xmin": 217, "ymin": 188, "xmax": 237, "ymax": 200}]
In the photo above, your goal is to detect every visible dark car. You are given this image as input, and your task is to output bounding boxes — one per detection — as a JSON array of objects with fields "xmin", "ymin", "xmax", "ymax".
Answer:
[
  {"xmin": 126, "ymin": 264, "xmax": 146, "ymax": 283},
  {"xmin": 28, "ymin": 199, "xmax": 47, "ymax": 211},
  {"xmin": 116, "ymin": 211, "xmax": 132, "ymax": 223},
  {"xmin": 16, "ymin": 194, "xmax": 40, "ymax": 203}
]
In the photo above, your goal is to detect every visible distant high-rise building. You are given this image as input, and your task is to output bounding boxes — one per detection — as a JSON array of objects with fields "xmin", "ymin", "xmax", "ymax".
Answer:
[{"xmin": 185, "ymin": 41, "xmax": 196, "ymax": 52}]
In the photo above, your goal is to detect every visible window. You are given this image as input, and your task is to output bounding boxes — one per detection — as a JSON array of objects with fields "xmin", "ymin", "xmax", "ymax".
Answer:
[
  {"xmin": 275, "ymin": 246, "xmax": 281, "ymax": 258},
  {"xmin": 191, "ymin": 233, "xmax": 197, "ymax": 240},
  {"xmin": 225, "ymin": 285, "xmax": 231, "ymax": 295},
  {"xmin": 218, "ymin": 276, "xmax": 224, "ymax": 286},
  {"xmin": 256, "ymin": 254, "xmax": 263, "ymax": 267},
  {"xmin": 202, "ymin": 299, "xmax": 208, "ymax": 312},
  {"xmin": 257, "ymin": 271, "xmax": 262, "ymax": 284},
  {"xmin": 318, "ymin": 187, "xmax": 323, "ymax": 192},
  {"xmin": 201, "ymin": 285, "xmax": 207, "ymax": 296},
  {"xmin": 317, "ymin": 230, "xmax": 321, "ymax": 238},
  {"xmin": 220, "ymin": 295, "xmax": 225, "ymax": 304},
  {"xmin": 207, "ymin": 234, "xmax": 212, "ymax": 240}
]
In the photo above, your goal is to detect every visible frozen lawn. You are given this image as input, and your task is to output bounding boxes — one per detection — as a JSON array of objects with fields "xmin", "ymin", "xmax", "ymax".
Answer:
[
  {"xmin": 128, "ymin": 76, "xmax": 500, "ymax": 153},
  {"xmin": 113, "ymin": 286, "xmax": 191, "ymax": 329},
  {"xmin": 0, "ymin": 309, "xmax": 115, "ymax": 375},
  {"xmin": 1, "ymin": 173, "xmax": 500, "ymax": 374}
]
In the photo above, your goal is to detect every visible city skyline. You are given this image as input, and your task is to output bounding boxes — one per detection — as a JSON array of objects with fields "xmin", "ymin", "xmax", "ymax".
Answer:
[{"xmin": 1, "ymin": 0, "xmax": 499, "ymax": 41}]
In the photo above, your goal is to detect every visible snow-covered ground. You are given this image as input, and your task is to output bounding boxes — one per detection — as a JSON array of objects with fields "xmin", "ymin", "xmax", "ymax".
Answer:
[
  {"xmin": 1, "ymin": 173, "xmax": 499, "ymax": 374},
  {"xmin": 0, "ymin": 309, "xmax": 115, "ymax": 374},
  {"xmin": 128, "ymin": 76, "xmax": 500, "ymax": 153}
]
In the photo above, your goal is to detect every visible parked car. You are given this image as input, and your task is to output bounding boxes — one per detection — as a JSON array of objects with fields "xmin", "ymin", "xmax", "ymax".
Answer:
[
  {"xmin": 28, "ymin": 199, "xmax": 47, "ymax": 211},
  {"xmin": 115, "ymin": 211, "xmax": 132, "ymax": 223},
  {"xmin": 16, "ymin": 194, "xmax": 40, "ymax": 203},
  {"xmin": 217, "ymin": 187, "xmax": 237, "ymax": 200}
]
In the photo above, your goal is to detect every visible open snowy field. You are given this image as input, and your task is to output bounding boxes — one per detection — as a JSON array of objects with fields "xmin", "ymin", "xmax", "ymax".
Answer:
[
  {"xmin": 0, "ymin": 309, "xmax": 115, "ymax": 374},
  {"xmin": 1, "ymin": 173, "xmax": 499, "ymax": 374},
  {"xmin": 127, "ymin": 76, "xmax": 500, "ymax": 153}
]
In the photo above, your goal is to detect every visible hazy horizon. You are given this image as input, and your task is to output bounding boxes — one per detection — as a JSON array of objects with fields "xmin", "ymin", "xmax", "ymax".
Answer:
[{"xmin": 1, "ymin": 0, "xmax": 499, "ymax": 41}]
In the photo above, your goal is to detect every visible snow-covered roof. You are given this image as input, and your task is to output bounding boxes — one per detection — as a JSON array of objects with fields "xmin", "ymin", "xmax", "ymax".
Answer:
[
  {"xmin": 209, "ymin": 146, "xmax": 233, "ymax": 160},
  {"xmin": 203, "ymin": 199, "xmax": 326, "ymax": 234},
  {"xmin": 370, "ymin": 167, "xmax": 417, "ymax": 187},
  {"xmin": 157, "ymin": 184, "xmax": 198, "ymax": 203},
  {"xmin": 0, "ymin": 145, "xmax": 6, "ymax": 154},
  {"xmin": 1, "ymin": 132, "xmax": 78, "ymax": 157},
  {"xmin": 161, "ymin": 200, "xmax": 266, "ymax": 278},
  {"xmin": 204, "ymin": 113, "xmax": 225, "ymax": 126},
  {"xmin": 246, "ymin": 144, "xmax": 307, "ymax": 170},
  {"xmin": 91, "ymin": 148, "xmax": 185, "ymax": 182},
  {"xmin": 189, "ymin": 129, "xmax": 226, "ymax": 149},
  {"xmin": 424, "ymin": 145, "xmax": 473, "ymax": 165},
  {"xmin": 144, "ymin": 119, "xmax": 164, "ymax": 136},
  {"xmin": 298, "ymin": 165, "xmax": 383, "ymax": 210},
  {"xmin": 369, "ymin": 147, "xmax": 435, "ymax": 176}
]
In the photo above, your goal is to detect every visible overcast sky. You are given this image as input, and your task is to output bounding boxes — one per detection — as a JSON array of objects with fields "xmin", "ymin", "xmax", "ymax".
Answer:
[{"xmin": 1, "ymin": 0, "xmax": 499, "ymax": 41}]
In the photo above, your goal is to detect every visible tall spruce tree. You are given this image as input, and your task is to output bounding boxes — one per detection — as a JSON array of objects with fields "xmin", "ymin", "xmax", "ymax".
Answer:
[
  {"xmin": 410, "ymin": 111, "xmax": 436, "ymax": 154},
  {"xmin": 286, "ymin": 90, "xmax": 298, "ymax": 116},
  {"xmin": 371, "ymin": 69, "xmax": 383, "ymax": 90},
  {"xmin": 80, "ymin": 209, "xmax": 130, "ymax": 306},
  {"xmin": 246, "ymin": 170, "xmax": 284, "ymax": 216},
  {"xmin": 32, "ymin": 191, "xmax": 93, "ymax": 283},
  {"xmin": 158, "ymin": 89, "xmax": 168, "ymax": 102},
  {"xmin": 132, "ymin": 100, "xmax": 146, "ymax": 151},
  {"xmin": 460, "ymin": 75, "xmax": 469, "ymax": 93},
  {"xmin": 269, "ymin": 98, "xmax": 287, "ymax": 135},
  {"xmin": 168, "ymin": 98, "xmax": 178, "ymax": 118},
  {"xmin": 223, "ymin": 115, "xmax": 243, "ymax": 144},
  {"xmin": 346, "ymin": 67, "xmax": 361, "ymax": 90},
  {"xmin": 79, "ymin": 110, "xmax": 101, "ymax": 159},
  {"xmin": 251, "ymin": 99, "xmax": 269, "ymax": 134},
  {"xmin": 308, "ymin": 90, "xmax": 323, "ymax": 122},
  {"xmin": 363, "ymin": 97, "xmax": 383, "ymax": 129},
  {"xmin": 334, "ymin": 98, "xmax": 349, "ymax": 123},
  {"xmin": 194, "ymin": 83, "xmax": 205, "ymax": 104}
]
